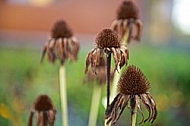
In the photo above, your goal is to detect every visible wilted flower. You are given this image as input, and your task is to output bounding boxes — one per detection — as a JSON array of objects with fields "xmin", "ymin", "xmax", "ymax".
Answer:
[
  {"xmin": 105, "ymin": 65, "xmax": 157, "ymax": 125},
  {"xmin": 85, "ymin": 56, "xmax": 106, "ymax": 84},
  {"xmin": 41, "ymin": 19, "xmax": 80, "ymax": 64},
  {"xmin": 85, "ymin": 56, "xmax": 115, "ymax": 85},
  {"xmin": 28, "ymin": 95, "xmax": 56, "ymax": 126},
  {"xmin": 85, "ymin": 28, "xmax": 129, "ymax": 74},
  {"xmin": 111, "ymin": 1, "xmax": 143, "ymax": 43}
]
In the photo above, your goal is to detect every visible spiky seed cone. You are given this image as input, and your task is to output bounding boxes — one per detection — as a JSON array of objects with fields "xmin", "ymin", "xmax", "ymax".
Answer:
[
  {"xmin": 95, "ymin": 28, "xmax": 121, "ymax": 48},
  {"xmin": 34, "ymin": 95, "xmax": 54, "ymax": 111},
  {"xmin": 118, "ymin": 65, "xmax": 150, "ymax": 95},
  {"xmin": 117, "ymin": 1, "xmax": 139, "ymax": 19},
  {"xmin": 51, "ymin": 20, "xmax": 73, "ymax": 38}
]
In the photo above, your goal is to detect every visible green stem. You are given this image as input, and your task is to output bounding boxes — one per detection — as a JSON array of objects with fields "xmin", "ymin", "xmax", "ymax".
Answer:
[
  {"xmin": 127, "ymin": 20, "xmax": 133, "ymax": 43},
  {"xmin": 130, "ymin": 96, "xmax": 137, "ymax": 126},
  {"xmin": 110, "ymin": 66, "xmax": 121, "ymax": 102},
  {"xmin": 88, "ymin": 85, "xmax": 102, "ymax": 126},
  {"xmin": 59, "ymin": 66, "xmax": 68, "ymax": 126}
]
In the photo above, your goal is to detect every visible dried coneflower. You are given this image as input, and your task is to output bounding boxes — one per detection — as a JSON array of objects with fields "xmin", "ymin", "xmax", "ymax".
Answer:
[
  {"xmin": 85, "ymin": 28, "xmax": 129, "ymax": 107},
  {"xmin": 105, "ymin": 65, "xmax": 157, "ymax": 125},
  {"xmin": 40, "ymin": 19, "xmax": 79, "ymax": 126},
  {"xmin": 28, "ymin": 94, "xmax": 56, "ymax": 126},
  {"xmin": 41, "ymin": 19, "xmax": 80, "ymax": 64},
  {"xmin": 111, "ymin": 0, "xmax": 143, "ymax": 43},
  {"xmin": 85, "ymin": 28, "xmax": 129, "ymax": 74}
]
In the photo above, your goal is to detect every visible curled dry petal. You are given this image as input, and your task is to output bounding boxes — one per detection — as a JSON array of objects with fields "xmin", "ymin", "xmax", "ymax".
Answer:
[
  {"xmin": 134, "ymin": 19, "xmax": 143, "ymax": 41},
  {"xmin": 135, "ymin": 95, "xmax": 144, "ymax": 124},
  {"xmin": 141, "ymin": 94, "xmax": 152, "ymax": 123},
  {"xmin": 105, "ymin": 94, "xmax": 130, "ymax": 125},
  {"xmin": 146, "ymin": 93, "xmax": 157, "ymax": 123},
  {"xmin": 85, "ymin": 48, "xmax": 102, "ymax": 74}
]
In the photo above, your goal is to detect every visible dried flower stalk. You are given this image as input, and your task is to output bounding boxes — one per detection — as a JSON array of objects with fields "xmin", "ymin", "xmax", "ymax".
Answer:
[
  {"xmin": 105, "ymin": 65, "xmax": 157, "ymax": 125},
  {"xmin": 40, "ymin": 19, "xmax": 80, "ymax": 126},
  {"xmin": 85, "ymin": 28, "xmax": 129, "ymax": 108},
  {"xmin": 111, "ymin": 1, "xmax": 143, "ymax": 44}
]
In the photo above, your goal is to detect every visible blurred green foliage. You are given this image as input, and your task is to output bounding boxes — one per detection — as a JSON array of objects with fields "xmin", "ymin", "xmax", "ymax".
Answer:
[{"xmin": 0, "ymin": 43, "xmax": 190, "ymax": 126}]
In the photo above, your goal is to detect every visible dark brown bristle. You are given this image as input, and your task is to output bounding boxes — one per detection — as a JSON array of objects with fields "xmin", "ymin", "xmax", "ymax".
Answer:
[
  {"xmin": 34, "ymin": 95, "xmax": 53, "ymax": 111},
  {"xmin": 117, "ymin": 1, "xmax": 139, "ymax": 19},
  {"xmin": 51, "ymin": 20, "xmax": 73, "ymax": 38},
  {"xmin": 95, "ymin": 28, "xmax": 121, "ymax": 48},
  {"xmin": 118, "ymin": 65, "xmax": 150, "ymax": 95}
]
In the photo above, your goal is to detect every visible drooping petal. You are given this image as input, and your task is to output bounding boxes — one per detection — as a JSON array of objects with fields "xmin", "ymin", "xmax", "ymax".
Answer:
[
  {"xmin": 135, "ymin": 95, "xmax": 145, "ymax": 124},
  {"xmin": 110, "ymin": 19, "xmax": 118, "ymax": 30},
  {"xmin": 146, "ymin": 93, "xmax": 157, "ymax": 123},
  {"xmin": 40, "ymin": 41, "xmax": 48, "ymax": 63},
  {"xmin": 141, "ymin": 94, "xmax": 152, "ymax": 122},
  {"xmin": 113, "ymin": 95, "xmax": 130, "ymax": 124},
  {"xmin": 47, "ymin": 110, "xmax": 56, "ymax": 126},
  {"xmin": 134, "ymin": 19, "xmax": 143, "ymax": 41},
  {"xmin": 85, "ymin": 50, "xmax": 93, "ymax": 74}
]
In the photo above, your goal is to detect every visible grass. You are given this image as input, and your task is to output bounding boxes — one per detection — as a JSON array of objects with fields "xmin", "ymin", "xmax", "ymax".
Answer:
[{"xmin": 0, "ymin": 43, "xmax": 190, "ymax": 126}]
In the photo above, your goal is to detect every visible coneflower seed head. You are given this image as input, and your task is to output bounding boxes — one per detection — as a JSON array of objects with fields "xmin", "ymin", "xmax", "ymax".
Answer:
[
  {"xmin": 118, "ymin": 65, "xmax": 150, "ymax": 95},
  {"xmin": 34, "ymin": 95, "xmax": 54, "ymax": 111},
  {"xmin": 95, "ymin": 28, "xmax": 121, "ymax": 48},
  {"xmin": 117, "ymin": 1, "xmax": 139, "ymax": 19},
  {"xmin": 51, "ymin": 20, "xmax": 73, "ymax": 38}
]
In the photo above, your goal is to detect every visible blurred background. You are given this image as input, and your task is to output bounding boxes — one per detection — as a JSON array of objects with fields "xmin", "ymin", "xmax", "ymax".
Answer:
[{"xmin": 0, "ymin": 0, "xmax": 190, "ymax": 126}]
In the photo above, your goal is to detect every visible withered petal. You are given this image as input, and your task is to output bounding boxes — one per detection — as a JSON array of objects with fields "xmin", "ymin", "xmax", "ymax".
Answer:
[
  {"xmin": 134, "ymin": 19, "xmax": 143, "ymax": 41},
  {"xmin": 135, "ymin": 95, "xmax": 145, "ymax": 124},
  {"xmin": 141, "ymin": 94, "xmax": 152, "ymax": 123}
]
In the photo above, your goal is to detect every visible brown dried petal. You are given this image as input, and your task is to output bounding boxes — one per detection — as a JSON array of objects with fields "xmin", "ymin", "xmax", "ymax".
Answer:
[
  {"xmin": 141, "ymin": 94, "xmax": 152, "ymax": 122},
  {"xmin": 146, "ymin": 93, "xmax": 157, "ymax": 123},
  {"xmin": 134, "ymin": 19, "xmax": 143, "ymax": 41},
  {"xmin": 105, "ymin": 94, "xmax": 130, "ymax": 125}
]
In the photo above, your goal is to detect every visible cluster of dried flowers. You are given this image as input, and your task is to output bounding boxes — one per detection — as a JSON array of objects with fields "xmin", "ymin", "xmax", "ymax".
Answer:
[
  {"xmin": 103, "ymin": 1, "xmax": 157, "ymax": 125},
  {"xmin": 27, "ymin": 1, "xmax": 157, "ymax": 126},
  {"xmin": 85, "ymin": 1, "xmax": 157, "ymax": 126},
  {"xmin": 28, "ymin": 19, "xmax": 80, "ymax": 126}
]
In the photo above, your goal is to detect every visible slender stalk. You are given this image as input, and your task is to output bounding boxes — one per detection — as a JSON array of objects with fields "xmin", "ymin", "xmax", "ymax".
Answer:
[
  {"xmin": 130, "ymin": 96, "xmax": 137, "ymax": 126},
  {"xmin": 88, "ymin": 84, "xmax": 102, "ymax": 126},
  {"xmin": 59, "ymin": 66, "xmax": 68, "ymax": 126},
  {"xmin": 127, "ymin": 20, "xmax": 133, "ymax": 43},
  {"xmin": 110, "ymin": 66, "xmax": 121, "ymax": 102},
  {"xmin": 106, "ymin": 53, "xmax": 111, "ymax": 108}
]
